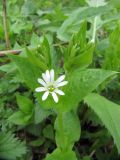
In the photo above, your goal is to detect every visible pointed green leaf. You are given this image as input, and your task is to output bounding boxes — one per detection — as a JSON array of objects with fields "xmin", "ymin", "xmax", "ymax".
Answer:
[
  {"xmin": 57, "ymin": 5, "xmax": 113, "ymax": 41},
  {"xmin": 45, "ymin": 148, "xmax": 77, "ymax": 160},
  {"xmin": 26, "ymin": 48, "xmax": 48, "ymax": 71},
  {"xmin": 84, "ymin": 93, "xmax": 120, "ymax": 153},
  {"xmin": 8, "ymin": 111, "xmax": 32, "ymax": 125},
  {"xmin": 0, "ymin": 132, "xmax": 26, "ymax": 160},
  {"xmin": 55, "ymin": 111, "xmax": 80, "ymax": 150},
  {"xmin": 65, "ymin": 43, "xmax": 94, "ymax": 70},
  {"xmin": 9, "ymin": 54, "xmax": 41, "ymax": 90},
  {"xmin": 16, "ymin": 94, "xmax": 34, "ymax": 114}
]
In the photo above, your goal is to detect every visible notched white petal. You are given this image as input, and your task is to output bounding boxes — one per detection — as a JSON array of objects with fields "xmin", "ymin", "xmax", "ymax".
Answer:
[
  {"xmin": 42, "ymin": 91, "xmax": 49, "ymax": 101},
  {"xmin": 56, "ymin": 81, "xmax": 68, "ymax": 87},
  {"xmin": 50, "ymin": 69, "xmax": 54, "ymax": 82},
  {"xmin": 56, "ymin": 75, "xmax": 65, "ymax": 84},
  {"xmin": 42, "ymin": 73, "xmax": 49, "ymax": 83},
  {"xmin": 52, "ymin": 92, "xmax": 58, "ymax": 103},
  {"xmin": 38, "ymin": 78, "xmax": 47, "ymax": 87},
  {"xmin": 45, "ymin": 70, "xmax": 50, "ymax": 82},
  {"xmin": 54, "ymin": 89, "xmax": 65, "ymax": 95},
  {"xmin": 35, "ymin": 87, "xmax": 47, "ymax": 92},
  {"xmin": 37, "ymin": 69, "xmax": 68, "ymax": 103}
]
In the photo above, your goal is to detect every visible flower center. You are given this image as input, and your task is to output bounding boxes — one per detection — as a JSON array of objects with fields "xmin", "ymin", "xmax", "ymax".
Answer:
[{"xmin": 48, "ymin": 85, "xmax": 55, "ymax": 92}]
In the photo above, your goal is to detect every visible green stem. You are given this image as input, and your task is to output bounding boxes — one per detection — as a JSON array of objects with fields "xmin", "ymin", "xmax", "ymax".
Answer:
[
  {"xmin": 91, "ymin": 0, "xmax": 99, "ymax": 43},
  {"xmin": 91, "ymin": 16, "xmax": 98, "ymax": 43},
  {"xmin": 57, "ymin": 111, "xmax": 66, "ymax": 151}
]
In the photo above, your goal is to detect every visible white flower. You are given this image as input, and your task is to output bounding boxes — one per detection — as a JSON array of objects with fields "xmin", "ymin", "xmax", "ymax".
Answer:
[{"xmin": 35, "ymin": 69, "xmax": 68, "ymax": 103}]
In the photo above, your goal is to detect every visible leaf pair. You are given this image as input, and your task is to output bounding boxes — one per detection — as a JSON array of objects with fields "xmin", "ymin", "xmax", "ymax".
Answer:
[
  {"xmin": 64, "ymin": 22, "xmax": 94, "ymax": 71},
  {"xmin": 54, "ymin": 111, "xmax": 80, "ymax": 150},
  {"xmin": 85, "ymin": 93, "xmax": 120, "ymax": 153}
]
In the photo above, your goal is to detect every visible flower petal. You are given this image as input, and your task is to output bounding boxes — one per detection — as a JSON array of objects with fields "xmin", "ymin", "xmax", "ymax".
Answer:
[
  {"xmin": 50, "ymin": 69, "xmax": 54, "ymax": 82},
  {"xmin": 52, "ymin": 92, "xmax": 58, "ymax": 103},
  {"xmin": 42, "ymin": 91, "xmax": 49, "ymax": 101},
  {"xmin": 56, "ymin": 81, "xmax": 68, "ymax": 87},
  {"xmin": 42, "ymin": 73, "xmax": 49, "ymax": 83},
  {"xmin": 55, "ymin": 75, "xmax": 65, "ymax": 84},
  {"xmin": 54, "ymin": 89, "xmax": 65, "ymax": 95},
  {"xmin": 38, "ymin": 78, "xmax": 47, "ymax": 87},
  {"xmin": 45, "ymin": 70, "xmax": 50, "ymax": 82},
  {"xmin": 35, "ymin": 87, "xmax": 47, "ymax": 92}
]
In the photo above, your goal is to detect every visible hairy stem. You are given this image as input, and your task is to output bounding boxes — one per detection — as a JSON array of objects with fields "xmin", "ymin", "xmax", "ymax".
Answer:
[
  {"xmin": 91, "ymin": 0, "xmax": 99, "ymax": 43},
  {"xmin": 57, "ymin": 112, "xmax": 66, "ymax": 151},
  {"xmin": 2, "ymin": 0, "xmax": 11, "ymax": 49},
  {"xmin": 91, "ymin": 16, "xmax": 98, "ymax": 43}
]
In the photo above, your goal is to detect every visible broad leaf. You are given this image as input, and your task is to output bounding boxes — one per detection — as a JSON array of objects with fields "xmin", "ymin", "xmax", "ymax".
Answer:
[
  {"xmin": 40, "ymin": 37, "xmax": 51, "ymax": 67},
  {"xmin": 84, "ymin": 93, "xmax": 120, "ymax": 153},
  {"xmin": 26, "ymin": 48, "xmax": 48, "ymax": 71},
  {"xmin": 8, "ymin": 111, "xmax": 32, "ymax": 125},
  {"xmin": 86, "ymin": 0, "xmax": 107, "ymax": 7},
  {"xmin": 16, "ymin": 94, "xmax": 34, "ymax": 114},
  {"xmin": 55, "ymin": 111, "xmax": 80, "ymax": 150},
  {"xmin": 57, "ymin": 5, "xmax": 113, "ymax": 41},
  {"xmin": 45, "ymin": 148, "xmax": 77, "ymax": 160},
  {"xmin": 43, "ymin": 124, "xmax": 54, "ymax": 140},
  {"xmin": 64, "ymin": 43, "xmax": 94, "ymax": 71},
  {"xmin": 64, "ymin": 22, "xmax": 94, "ymax": 71},
  {"xmin": 34, "ymin": 105, "xmax": 52, "ymax": 124},
  {"xmin": 36, "ymin": 69, "xmax": 116, "ymax": 112},
  {"xmin": 9, "ymin": 55, "xmax": 41, "ymax": 90},
  {"xmin": 103, "ymin": 25, "xmax": 120, "ymax": 71}
]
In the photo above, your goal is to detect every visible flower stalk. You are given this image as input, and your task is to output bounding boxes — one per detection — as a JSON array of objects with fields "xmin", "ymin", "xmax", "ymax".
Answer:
[
  {"xmin": 57, "ymin": 111, "xmax": 66, "ymax": 150},
  {"xmin": 91, "ymin": 16, "xmax": 98, "ymax": 43}
]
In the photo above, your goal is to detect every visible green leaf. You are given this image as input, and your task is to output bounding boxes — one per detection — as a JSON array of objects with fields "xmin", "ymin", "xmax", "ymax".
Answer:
[
  {"xmin": 70, "ymin": 21, "xmax": 87, "ymax": 51},
  {"xmin": 86, "ymin": 0, "xmax": 107, "ymax": 7},
  {"xmin": 55, "ymin": 111, "xmax": 80, "ymax": 150},
  {"xmin": 65, "ymin": 43, "xmax": 94, "ymax": 71},
  {"xmin": 43, "ymin": 124, "xmax": 54, "ymax": 140},
  {"xmin": 16, "ymin": 94, "xmax": 34, "ymax": 114},
  {"xmin": 0, "ymin": 132, "xmax": 26, "ymax": 160},
  {"xmin": 102, "ymin": 25, "xmax": 120, "ymax": 71},
  {"xmin": 30, "ymin": 32, "xmax": 41, "ymax": 48},
  {"xmin": 109, "ymin": 25, "xmax": 120, "ymax": 44},
  {"xmin": 8, "ymin": 111, "xmax": 32, "ymax": 125},
  {"xmin": 43, "ymin": 37, "xmax": 51, "ymax": 65},
  {"xmin": 64, "ymin": 21, "xmax": 93, "ymax": 71},
  {"xmin": 11, "ymin": 20, "xmax": 33, "ymax": 34},
  {"xmin": 36, "ymin": 69, "xmax": 116, "ymax": 112},
  {"xmin": 21, "ymin": 0, "xmax": 36, "ymax": 16},
  {"xmin": 110, "ymin": 0, "xmax": 120, "ymax": 8},
  {"xmin": 34, "ymin": 105, "xmax": 52, "ymax": 124},
  {"xmin": 0, "ymin": 62, "xmax": 17, "ymax": 73},
  {"xmin": 57, "ymin": 5, "xmax": 113, "ymax": 41},
  {"xmin": 84, "ymin": 93, "xmax": 120, "ymax": 153},
  {"xmin": 26, "ymin": 124, "xmax": 41, "ymax": 136},
  {"xmin": 45, "ymin": 148, "xmax": 77, "ymax": 160},
  {"xmin": 82, "ymin": 156, "xmax": 91, "ymax": 160},
  {"xmin": 29, "ymin": 137, "xmax": 45, "ymax": 147},
  {"xmin": 26, "ymin": 48, "xmax": 48, "ymax": 71},
  {"xmin": 38, "ymin": 37, "xmax": 51, "ymax": 67},
  {"xmin": 9, "ymin": 54, "xmax": 41, "ymax": 90}
]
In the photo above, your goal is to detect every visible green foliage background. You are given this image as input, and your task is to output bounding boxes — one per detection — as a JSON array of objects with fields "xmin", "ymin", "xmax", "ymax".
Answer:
[{"xmin": 1, "ymin": 0, "xmax": 120, "ymax": 160}]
